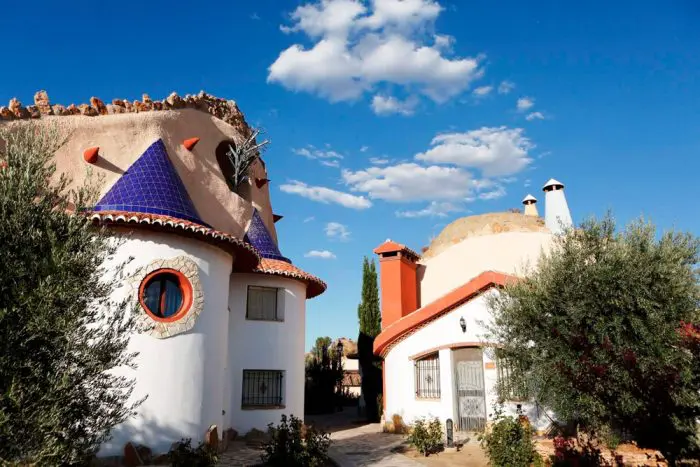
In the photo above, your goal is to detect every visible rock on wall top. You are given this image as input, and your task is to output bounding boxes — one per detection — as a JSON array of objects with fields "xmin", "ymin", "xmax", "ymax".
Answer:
[{"xmin": 0, "ymin": 90, "xmax": 253, "ymax": 138}]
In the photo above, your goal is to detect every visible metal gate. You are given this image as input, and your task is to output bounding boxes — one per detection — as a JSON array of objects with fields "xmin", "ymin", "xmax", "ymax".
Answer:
[{"xmin": 453, "ymin": 348, "xmax": 486, "ymax": 431}]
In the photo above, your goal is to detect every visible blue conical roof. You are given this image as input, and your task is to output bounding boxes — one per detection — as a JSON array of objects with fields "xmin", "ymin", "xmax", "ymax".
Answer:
[
  {"xmin": 93, "ymin": 139, "xmax": 204, "ymax": 224},
  {"xmin": 244, "ymin": 210, "xmax": 290, "ymax": 262}
]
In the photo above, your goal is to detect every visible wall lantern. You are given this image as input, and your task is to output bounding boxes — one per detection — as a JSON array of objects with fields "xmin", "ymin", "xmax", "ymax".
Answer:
[{"xmin": 459, "ymin": 316, "xmax": 466, "ymax": 333}]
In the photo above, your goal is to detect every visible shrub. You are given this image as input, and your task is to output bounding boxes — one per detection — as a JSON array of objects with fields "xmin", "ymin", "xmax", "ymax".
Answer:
[
  {"xmin": 407, "ymin": 417, "xmax": 443, "ymax": 456},
  {"xmin": 261, "ymin": 414, "xmax": 331, "ymax": 467},
  {"xmin": 479, "ymin": 406, "xmax": 540, "ymax": 467},
  {"xmin": 551, "ymin": 435, "xmax": 609, "ymax": 467},
  {"xmin": 0, "ymin": 123, "xmax": 142, "ymax": 464},
  {"xmin": 168, "ymin": 438, "xmax": 218, "ymax": 467}
]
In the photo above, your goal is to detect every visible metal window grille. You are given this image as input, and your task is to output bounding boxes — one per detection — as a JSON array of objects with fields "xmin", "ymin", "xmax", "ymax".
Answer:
[
  {"xmin": 415, "ymin": 354, "xmax": 441, "ymax": 398},
  {"xmin": 496, "ymin": 354, "xmax": 528, "ymax": 401},
  {"xmin": 246, "ymin": 286, "xmax": 279, "ymax": 321},
  {"xmin": 242, "ymin": 370, "xmax": 284, "ymax": 408}
]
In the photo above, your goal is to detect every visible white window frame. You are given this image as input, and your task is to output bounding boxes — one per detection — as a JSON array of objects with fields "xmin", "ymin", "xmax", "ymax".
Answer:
[{"xmin": 246, "ymin": 285, "xmax": 283, "ymax": 321}]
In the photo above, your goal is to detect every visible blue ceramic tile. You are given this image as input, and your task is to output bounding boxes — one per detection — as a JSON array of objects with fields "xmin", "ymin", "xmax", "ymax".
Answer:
[
  {"xmin": 93, "ymin": 139, "xmax": 206, "ymax": 225},
  {"xmin": 245, "ymin": 210, "xmax": 290, "ymax": 263}
]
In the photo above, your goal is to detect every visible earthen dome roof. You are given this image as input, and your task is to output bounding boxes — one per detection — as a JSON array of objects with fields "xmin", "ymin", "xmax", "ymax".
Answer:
[{"xmin": 421, "ymin": 212, "xmax": 549, "ymax": 260}]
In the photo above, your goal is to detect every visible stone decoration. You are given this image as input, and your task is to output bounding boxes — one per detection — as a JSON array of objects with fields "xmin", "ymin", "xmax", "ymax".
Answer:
[
  {"xmin": 0, "ymin": 90, "xmax": 254, "ymax": 140},
  {"xmin": 129, "ymin": 256, "xmax": 204, "ymax": 339}
]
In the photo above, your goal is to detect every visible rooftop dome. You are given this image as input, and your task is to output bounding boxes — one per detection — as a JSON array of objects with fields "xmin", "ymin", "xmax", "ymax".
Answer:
[{"xmin": 421, "ymin": 212, "xmax": 548, "ymax": 260}]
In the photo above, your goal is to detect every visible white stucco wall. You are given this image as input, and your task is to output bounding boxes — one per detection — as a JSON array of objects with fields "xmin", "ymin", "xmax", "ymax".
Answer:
[
  {"xmin": 100, "ymin": 230, "xmax": 233, "ymax": 456},
  {"xmin": 227, "ymin": 274, "xmax": 306, "ymax": 434},
  {"xmin": 384, "ymin": 292, "xmax": 553, "ymax": 432},
  {"xmin": 418, "ymin": 232, "xmax": 554, "ymax": 305}
]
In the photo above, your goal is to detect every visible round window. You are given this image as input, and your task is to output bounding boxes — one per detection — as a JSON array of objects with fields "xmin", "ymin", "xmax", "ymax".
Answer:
[{"xmin": 139, "ymin": 269, "xmax": 193, "ymax": 322}]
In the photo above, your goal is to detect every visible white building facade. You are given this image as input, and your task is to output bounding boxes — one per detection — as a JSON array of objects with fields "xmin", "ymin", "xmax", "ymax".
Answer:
[
  {"xmin": 3, "ymin": 93, "xmax": 327, "ymax": 457},
  {"xmin": 374, "ymin": 183, "xmax": 573, "ymax": 433}
]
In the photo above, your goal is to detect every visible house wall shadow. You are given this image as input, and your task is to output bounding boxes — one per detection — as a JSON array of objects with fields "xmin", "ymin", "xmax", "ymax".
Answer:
[{"xmin": 100, "ymin": 412, "xmax": 201, "ymax": 458}]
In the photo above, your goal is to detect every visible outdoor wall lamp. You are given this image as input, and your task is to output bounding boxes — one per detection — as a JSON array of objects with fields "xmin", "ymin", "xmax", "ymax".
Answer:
[{"xmin": 459, "ymin": 316, "xmax": 466, "ymax": 333}]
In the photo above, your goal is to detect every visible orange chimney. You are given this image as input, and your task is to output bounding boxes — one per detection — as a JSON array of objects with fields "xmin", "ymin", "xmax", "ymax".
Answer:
[{"xmin": 373, "ymin": 239, "xmax": 420, "ymax": 330}]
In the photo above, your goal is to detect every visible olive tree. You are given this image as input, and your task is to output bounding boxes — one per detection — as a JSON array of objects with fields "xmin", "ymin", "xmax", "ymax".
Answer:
[
  {"xmin": 486, "ymin": 213, "xmax": 700, "ymax": 463},
  {"xmin": 0, "ymin": 124, "xmax": 142, "ymax": 465}
]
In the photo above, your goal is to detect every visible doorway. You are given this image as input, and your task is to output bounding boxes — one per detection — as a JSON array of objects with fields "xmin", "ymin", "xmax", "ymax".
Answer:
[{"xmin": 452, "ymin": 347, "xmax": 486, "ymax": 431}]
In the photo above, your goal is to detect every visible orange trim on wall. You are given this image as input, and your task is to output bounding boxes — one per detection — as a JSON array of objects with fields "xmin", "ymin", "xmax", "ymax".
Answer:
[
  {"xmin": 373, "ymin": 271, "xmax": 518, "ymax": 357},
  {"xmin": 138, "ymin": 268, "xmax": 194, "ymax": 323},
  {"xmin": 408, "ymin": 342, "xmax": 487, "ymax": 361}
]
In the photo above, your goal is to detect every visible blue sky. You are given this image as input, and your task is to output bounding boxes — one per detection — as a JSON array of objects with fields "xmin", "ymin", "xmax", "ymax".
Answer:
[{"xmin": 2, "ymin": 0, "xmax": 699, "ymax": 351}]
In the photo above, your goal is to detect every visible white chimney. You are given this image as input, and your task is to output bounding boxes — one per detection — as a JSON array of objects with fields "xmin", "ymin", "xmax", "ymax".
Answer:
[
  {"xmin": 542, "ymin": 178, "xmax": 572, "ymax": 234},
  {"xmin": 522, "ymin": 194, "xmax": 538, "ymax": 217}
]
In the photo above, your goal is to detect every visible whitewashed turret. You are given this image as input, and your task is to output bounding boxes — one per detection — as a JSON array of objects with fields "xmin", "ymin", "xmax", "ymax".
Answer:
[
  {"xmin": 522, "ymin": 194, "xmax": 538, "ymax": 217},
  {"xmin": 542, "ymin": 178, "xmax": 572, "ymax": 234}
]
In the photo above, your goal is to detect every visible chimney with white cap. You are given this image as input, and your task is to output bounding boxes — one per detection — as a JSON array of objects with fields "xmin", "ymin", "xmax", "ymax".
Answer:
[
  {"xmin": 522, "ymin": 194, "xmax": 538, "ymax": 217},
  {"xmin": 542, "ymin": 178, "xmax": 573, "ymax": 234}
]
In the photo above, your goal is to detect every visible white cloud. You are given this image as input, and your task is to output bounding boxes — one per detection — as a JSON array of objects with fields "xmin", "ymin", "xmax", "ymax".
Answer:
[
  {"xmin": 498, "ymin": 80, "xmax": 515, "ymax": 94},
  {"xmin": 269, "ymin": 0, "xmax": 484, "ymax": 109},
  {"xmin": 360, "ymin": 145, "xmax": 369, "ymax": 152},
  {"xmin": 251, "ymin": 12, "xmax": 261, "ymax": 20},
  {"xmin": 415, "ymin": 126, "xmax": 534, "ymax": 177},
  {"xmin": 293, "ymin": 145, "xmax": 344, "ymax": 161},
  {"xmin": 525, "ymin": 111, "xmax": 544, "ymax": 121},
  {"xmin": 342, "ymin": 163, "xmax": 474, "ymax": 201},
  {"xmin": 524, "ymin": 179, "xmax": 531, "ymax": 188},
  {"xmin": 472, "ymin": 85, "xmax": 493, "ymax": 97},
  {"xmin": 369, "ymin": 157, "xmax": 390, "ymax": 165},
  {"xmin": 371, "ymin": 94, "xmax": 418, "ymax": 115},
  {"xmin": 516, "ymin": 96, "xmax": 534, "ymax": 112},
  {"xmin": 280, "ymin": 180, "xmax": 372, "ymax": 209},
  {"xmin": 396, "ymin": 201, "xmax": 462, "ymax": 218},
  {"xmin": 304, "ymin": 216, "xmax": 316, "ymax": 222},
  {"xmin": 325, "ymin": 221, "xmax": 351, "ymax": 240},
  {"xmin": 478, "ymin": 185, "xmax": 506, "ymax": 200},
  {"xmin": 305, "ymin": 250, "xmax": 337, "ymax": 259}
]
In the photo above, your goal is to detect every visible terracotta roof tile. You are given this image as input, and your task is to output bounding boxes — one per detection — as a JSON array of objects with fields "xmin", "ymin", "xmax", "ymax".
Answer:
[
  {"xmin": 373, "ymin": 271, "xmax": 518, "ymax": 357},
  {"xmin": 256, "ymin": 258, "xmax": 326, "ymax": 299},
  {"xmin": 87, "ymin": 210, "xmax": 260, "ymax": 269},
  {"xmin": 373, "ymin": 240, "xmax": 420, "ymax": 261}
]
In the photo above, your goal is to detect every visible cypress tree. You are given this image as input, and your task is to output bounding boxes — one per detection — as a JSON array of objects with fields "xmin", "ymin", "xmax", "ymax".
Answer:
[
  {"xmin": 358, "ymin": 257, "xmax": 381, "ymax": 337},
  {"xmin": 357, "ymin": 256, "xmax": 382, "ymax": 421}
]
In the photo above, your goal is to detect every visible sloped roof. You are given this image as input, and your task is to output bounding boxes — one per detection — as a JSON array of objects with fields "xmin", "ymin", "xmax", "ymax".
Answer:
[
  {"xmin": 542, "ymin": 178, "xmax": 564, "ymax": 190},
  {"xmin": 373, "ymin": 240, "xmax": 420, "ymax": 261},
  {"xmin": 88, "ymin": 210, "xmax": 260, "ymax": 269},
  {"xmin": 254, "ymin": 258, "xmax": 327, "ymax": 299},
  {"xmin": 373, "ymin": 271, "xmax": 517, "ymax": 357},
  {"xmin": 93, "ymin": 139, "xmax": 204, "ymax": 224},
  {"xmin": 244, "ymin": 209, "xmax": 290, "ymax": 262}
]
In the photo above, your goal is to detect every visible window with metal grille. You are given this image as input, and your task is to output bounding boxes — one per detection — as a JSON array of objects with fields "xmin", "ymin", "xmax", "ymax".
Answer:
[
  {"xmin": 241, "ymin": 370, "xmax": 284, "ymax": 408},
  {"xmin": 495, "ymin": 351, "xmax": 528, "ymax": 401},
  {"xmin": 414, "ymin": 353, "xmax": 441, "ymax": 399},
  {"xmin": 246, "ymin": 286, "xmax": 281, "ymax": 321}
]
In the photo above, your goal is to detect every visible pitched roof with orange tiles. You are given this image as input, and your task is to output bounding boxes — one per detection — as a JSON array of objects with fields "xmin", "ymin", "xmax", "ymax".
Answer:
[
  {"xmin": 255, "ymin": 258, "xmax": 327, "ymax": 299},
  {"xmin": 88, "ymin": 210, "xmax": 260, "ymax": 270},
  {"xmin": 373, "ymin": 271, "xmax": 518, "ymax": 357},
  {"xmin": 373, "ymin": 240, "xmax": 420, "ymax": 261}
]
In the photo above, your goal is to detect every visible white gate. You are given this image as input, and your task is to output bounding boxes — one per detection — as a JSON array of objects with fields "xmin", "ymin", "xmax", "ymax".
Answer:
[{"xmin": 453, "ymin": 349, "xmax": 486, "ymax": 431}]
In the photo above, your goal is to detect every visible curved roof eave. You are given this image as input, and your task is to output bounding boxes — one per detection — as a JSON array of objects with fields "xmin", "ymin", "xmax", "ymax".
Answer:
[{"xmin": 373, "ymin": 271, "xmax": 518, "ymax": 357}]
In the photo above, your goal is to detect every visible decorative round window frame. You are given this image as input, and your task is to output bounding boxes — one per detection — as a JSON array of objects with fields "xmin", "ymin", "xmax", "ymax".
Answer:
[
  {"xmin": 138, "ymin": 268, "xmax": 193, "ymax": 323},
  {"xmin": 130, "ymin": 256, "xmax": 204, "ymax": 339}
]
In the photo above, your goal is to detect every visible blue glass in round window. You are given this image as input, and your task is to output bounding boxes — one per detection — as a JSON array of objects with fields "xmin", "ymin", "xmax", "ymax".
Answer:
[{"xmin": 141, "ymin": 272, "xmax": 184, "ymax": 319}]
